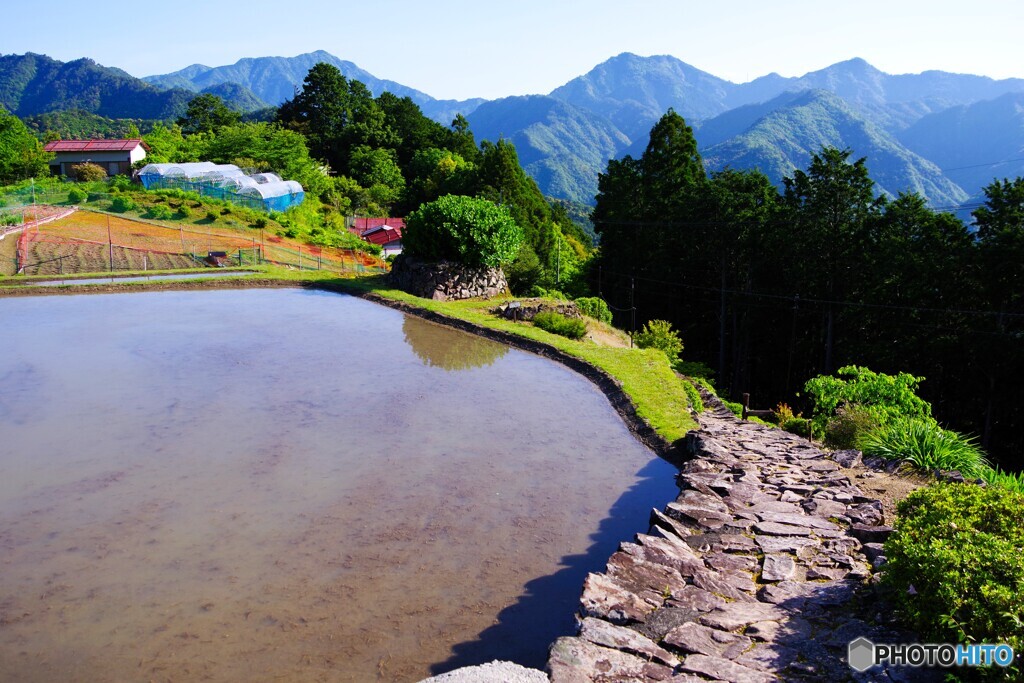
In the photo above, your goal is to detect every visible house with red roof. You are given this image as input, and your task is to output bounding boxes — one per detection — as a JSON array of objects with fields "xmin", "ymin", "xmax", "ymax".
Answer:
[
  {"xmin": 348, "ymin": 217, "xmax": 405, "ymax": 257},
  {"xmin": 44, "ymin": 139, "xmax": 149, "ymax": 178}
]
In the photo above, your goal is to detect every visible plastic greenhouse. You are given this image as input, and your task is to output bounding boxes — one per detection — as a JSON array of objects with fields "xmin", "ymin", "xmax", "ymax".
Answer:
[{"xmin": 137, "ymin": 163, "xmax": 304, "ymax": 212}]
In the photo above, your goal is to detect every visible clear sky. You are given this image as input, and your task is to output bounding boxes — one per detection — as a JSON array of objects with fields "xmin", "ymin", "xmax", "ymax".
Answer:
[{"xmin": 4, "ymin": 0, "xmax": 1022, "ymax": 100}]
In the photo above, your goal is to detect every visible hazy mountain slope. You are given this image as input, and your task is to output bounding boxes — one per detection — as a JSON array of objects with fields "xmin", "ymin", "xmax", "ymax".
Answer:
[
  {"xmin": 199, "ymin": 82, "xmax": 268, "ymax": 113},
  {"xmin": 0, "ymin": 53, "xmax": 192, "ymax": 119},
  {"xmin": 700, "ymin": 90, "xmax": 969, "ymax": 206},
  {"xmin": 144, "ymin": 50, "xmax": 484, "ymax": 123},
  {"xmin": 468, "ymin": 95, "xmax": 630, "ymax": 203},
  {"xmin": 549, "ymin": 53, "xmax": 734, "ymax": 142},
  {"xmin": 899, "ymin": 92, "xmax": 1024, "ymax": 194}
]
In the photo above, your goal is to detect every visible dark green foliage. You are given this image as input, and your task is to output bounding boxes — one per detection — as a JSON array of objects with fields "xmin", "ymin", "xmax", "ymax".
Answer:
[
  {"xmin": 69, "ymin": 162, "xmax": 107, "ymax": 182},
  {"xmin": 22, "ymin": 110, "xmax": 154, "ymax": 141},
  {"xmin": 672, "ymin": 360, "xmax": 715, "ymax": 381},
  {"xmin": 780, "ymin": 417, "xmax": 812, "ymax": 438},
  {"xmin": 177, "ymin": 93, "xmax": 241, "ymax": 135},
  {"xmin": 574, "ymin": 296, "xmax": 612, "ymax": 324},
  {"xmin": 884, "ymin": 484, "xmax": 1024, "ymax": 681},
  {"xmin": 532, "ymin": 311, "xmax": 586, "ymax": 340},
  {"xmin": 109, "ymin": 195, "xmax": 135, "ymax": 212},
  {"xmin": 66, "ymin": 187, "xmax": 86, "ymax": 203},
  {"xmin": 506, "ymin": 244, "xmax": 543, "ymax": 294},
  {"xmin": 143, "ymin": 204, "xmax": 173, "ymax": 220},
  {"xmin": 204, "ymin": 210, "xmax": 218, "ymax": 222},
  {"xmin": 403, "ymin": 194, "xmax": 523, "ymax": 268},
  {"xmin": 0, "ymin": 109, "xmax": 51, "ymax": 183},
  {"xmin": 634, "ymin": 319, "xmax": 684, "ymax": 362},
  {"xmin": 824, "ymin": 406, "xmax": 880, "ymax": 450}
]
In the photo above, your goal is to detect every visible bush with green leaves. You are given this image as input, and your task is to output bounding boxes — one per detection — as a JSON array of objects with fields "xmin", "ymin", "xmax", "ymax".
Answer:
[
  {"xmin": 884, "ymin": 483, "xmax": 1024, "ymax": 681},
  {"xmin": 532, "ymin": 311, "xmax": 586, "ymax": 340},
  {"xmin": 634, "ymin": 319, "xmax": 683, "ymax": 362},
  {"xmin": 781, "ymin": 417, "xmax": 812, "ymax": 438},
  {"xmin": 980, "ymin": 468, "xmax": 1024, "ymax": 495},
  {"xmin": 109, "ymin": 175, "xmax": 132, "ymax": 192},
  {"xmin": 70, "ymin": 162, "xmax": 107, "ymax": 182},
  {"xmin": 110, "ymin": 196, "xmax": 136, "ymax": 213},
  {"xmin": 67, "ymin": 188, "xmax": 87, "ymax": 204},
  {"xmin": 858, "ymin": 417, "xmax": 990, "ymax": 478},
  {"xmin": 403, "ymin": 194, "xmax": 523, "ymax": 268},
  {"xmin": 143, "ymin": 204, "xmax": 173, "ymax": 221},
  {"xmin": 825, "ymin": 405, "xmax": 880, "ymax": 449},
  {"xmin": 574, "ymin": 296, "xmax": 612, "ymax": 324},
  {"xmin": 803, "ymin": 365, "xmax": 932, "ymax": 440},
  {"xmin": 682, "ymin": 380, "xmax": 704, "ymax": 413}
]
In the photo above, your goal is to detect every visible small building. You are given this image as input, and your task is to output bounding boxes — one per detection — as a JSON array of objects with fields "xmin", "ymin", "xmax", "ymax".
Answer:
[
  {"xmin": 44, "ymin": 139, "xmax": 149, "ymax": 177},
  {"xmin": 349, "ymin": 217, "xmax": 405, "ymax": 258}
]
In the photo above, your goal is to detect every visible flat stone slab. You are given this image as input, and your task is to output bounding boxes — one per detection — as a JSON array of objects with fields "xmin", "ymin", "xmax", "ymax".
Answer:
[
  {"xmin": 754, "ymin": 521, "xmax": 816, "ymax": 536},
  {"xmin": 580, "ymin": 572, "xmax": 654, "ymax": 623},
  {"xmin": 698, "ymin": 602, "xmax": 785, "ymax": 631},
  {"xmin": 579, "ymin": 617, "xmax": 679, "ymax": 667},
  {"xmin": 761, "ymin": 554, "xmax": 797, "ymax": 582},
  {"xmin": 549, "ymin": 637, "xmax": 675, "ymax": 683},
  {"xmin": 679, "ymin": 654, "xmax": 778, "ymax": 683},
  {"xmin": 663, "ymin": 621, "xmax": 751, "ymax": 659}
]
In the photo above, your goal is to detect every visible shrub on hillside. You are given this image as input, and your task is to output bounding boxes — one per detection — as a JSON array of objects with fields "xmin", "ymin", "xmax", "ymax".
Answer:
[
  {"xmin": 781, "ymin": 417, "xmax": 812, "ymax": 438},
  {"xmin": 634, "ymin": 319, "xmax": 683, "ymax": 362},
  {"xmin": 110, "ymin": 196, "xmax": 136, "ymax": 213},
  {"xmin": 884, "ymin": 483, "xmax": 1024, "ymax": 681},
  {"xmin": 403, "ymin": 194, "xmax": 523, "ymax": 268},
  {"xmin": 109, "ymin": 175, "xmax": 132, "ymax": 192},
  {"xmin": 143, "ymin": 204, "xmax": 173, "ymax": 221},
  {"xmin": 682, "ymin": 380, "xmax": 704, "ymax": 413},
  {"xmin": 532, "ymin": 311, "xmax": 586, "ymax": 340},
  {"xmin": 825, "ymin": 405, "xmax": 880, "ymax": 449},
  {"xmin": 803, "ymin": 365, "xmax": 932, "ymax": 440},
  {"xmin": 67, "ymin": 188, "xmax": 87, "ymax": 204},
  {"xmin": 574, "ymin": 296, "xmax": 612, "ymax": 324}
]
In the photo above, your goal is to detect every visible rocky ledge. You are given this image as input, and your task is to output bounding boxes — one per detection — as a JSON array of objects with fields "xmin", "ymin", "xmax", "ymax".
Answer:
[
  {"xmin": 547, "ymin": 397, "xmax": 937, "ymax": 682},
  {"xmin": 388, "ymin": 255, "xmax": 509, "ymax": 301}
]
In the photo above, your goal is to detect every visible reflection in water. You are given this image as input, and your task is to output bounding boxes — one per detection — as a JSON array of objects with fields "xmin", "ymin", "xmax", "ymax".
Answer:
[
  {"xmin": 0, "ymin": 289, "xmax": 678, "ymax": 683},
  {"xmin": 403, "ymin": 315, "xmax": 508, "ymax": 371}
]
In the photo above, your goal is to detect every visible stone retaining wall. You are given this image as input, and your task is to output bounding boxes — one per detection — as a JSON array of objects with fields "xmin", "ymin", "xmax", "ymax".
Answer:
[{"xmin": 388, "ymin": 255, "xmax": 509, "ymax": 301}]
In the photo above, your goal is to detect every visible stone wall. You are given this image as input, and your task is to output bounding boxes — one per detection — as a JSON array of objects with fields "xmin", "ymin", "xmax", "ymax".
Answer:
[{"xmin": 388, "ymin": 255, "xmax": 509, "ymax": 301}]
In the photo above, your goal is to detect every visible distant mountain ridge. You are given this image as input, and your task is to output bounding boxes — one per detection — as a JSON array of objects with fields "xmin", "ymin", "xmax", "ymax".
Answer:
[{"xmin": 4, "ymin": 49, "xmax": 1024, "ymax": 208}]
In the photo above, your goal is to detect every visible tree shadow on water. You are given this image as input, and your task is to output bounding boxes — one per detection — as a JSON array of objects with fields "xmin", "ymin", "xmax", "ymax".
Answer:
[{"xmin": 429, "ymin": 456, "xmax": 680, "ymax": 675}]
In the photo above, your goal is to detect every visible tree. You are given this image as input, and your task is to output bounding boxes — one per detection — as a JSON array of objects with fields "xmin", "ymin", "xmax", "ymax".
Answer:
[
  {"xmin": 177, "ymin": 93, "xmax": 240, "ymax": 135},
  {"xmin": 0, "ymin": 109, "xmax": 51, "ymax": 183},
  {"xmin": 403, "ymin": 194, "xmax": 523, "ymax": 268}
]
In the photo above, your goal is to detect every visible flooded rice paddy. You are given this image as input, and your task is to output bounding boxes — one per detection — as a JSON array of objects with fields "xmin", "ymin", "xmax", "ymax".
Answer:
[{"xmin": 0, "ymin": 288, "xmax": 678, "ymax": 682}]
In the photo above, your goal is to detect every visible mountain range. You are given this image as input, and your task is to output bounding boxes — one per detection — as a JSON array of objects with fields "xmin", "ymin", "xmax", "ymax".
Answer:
[{"xmin": 3, "ymin": 50, "xmax": 1024, "ymax": 209}]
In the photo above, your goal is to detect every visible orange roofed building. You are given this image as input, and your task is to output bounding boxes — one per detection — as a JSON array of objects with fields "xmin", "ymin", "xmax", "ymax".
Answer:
[
  {"xmin": 44, "ymin": 139, "xmax": 149, "ymax": 178},
  {"xmin": 348, "ymin": 217, "xmax": 405, "ymax": 258}
]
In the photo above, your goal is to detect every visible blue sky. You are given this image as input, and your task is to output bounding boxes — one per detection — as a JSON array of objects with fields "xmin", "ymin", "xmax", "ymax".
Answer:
[{"xmin": 5, "ymin": 0, "xmax": 1022, "ymax": 100}]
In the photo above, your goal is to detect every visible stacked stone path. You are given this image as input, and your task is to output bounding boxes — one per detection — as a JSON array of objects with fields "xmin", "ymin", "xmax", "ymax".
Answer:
[{"xmin": 547, "ymin": 397, "xmax": 934, "ymax": 682}]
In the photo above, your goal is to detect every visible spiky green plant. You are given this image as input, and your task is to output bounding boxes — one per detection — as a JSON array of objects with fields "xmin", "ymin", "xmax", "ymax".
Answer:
[
  {"xmin": 857, "ymin": 417, "xmax": 990, "ymax": 479},
  {"xmin": 980, "ymin": 467, "xmax": 1024, "ymax": 495}
]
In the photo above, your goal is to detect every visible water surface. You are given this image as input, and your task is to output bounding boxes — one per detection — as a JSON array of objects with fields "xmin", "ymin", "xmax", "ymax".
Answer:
[{"xmin": 0, "ymin": 289, "xmax": 678, "ymax": 682}]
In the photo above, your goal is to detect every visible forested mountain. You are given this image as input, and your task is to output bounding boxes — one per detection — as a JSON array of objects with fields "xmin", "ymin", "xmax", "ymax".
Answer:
[
  {"xmin": 467, "ymin": 95, "xmax": 630, "ymax": 204},
  {"xmin": 699, "ymin": 90, "xmax": 969, "ymax": 207},
  {"xmin": 144, "ymin": 50, "xmax": 485, "ymax": 124},
  {"xmin": 0, "ymin": 53, "xmax": 194, "ymax": 120},
  {"xmin": 898, "ymin": 92, "xmax": 1024, "ymax": 193},
  {"xmin": 198, "ymin": 82, "xmax": 267, "ymax": 113}
]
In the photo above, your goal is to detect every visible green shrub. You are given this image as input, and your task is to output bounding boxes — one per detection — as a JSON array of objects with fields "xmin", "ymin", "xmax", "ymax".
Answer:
[
  {"xmin": 858, "ymin": 417, "xmax": 990, "ymax": 479},
  {"xmin": 67, "ymin": 188, "xmax": 87, "ymax": 204},
  {"xmin": 532, "ymin": 311, "xmax": 586, "ymax": 340},
  {"xmin": 803, "ymin": 365, "xmax": 932, "ymax": 439},
  {"xmin": 87, "ymin": 192, "xmax": 105, "ymax": 202},
  {"xmin": 673, "ymin": 360, "xmax": 715, "ymax": 382},
  {"xmin": 575, "ymin": 296, "xmax": 613, "ymax": 324},
  {"xmin": 825, "ymin": 405, "xmax": 880, "ymax": 449},
  {"xmin": 175, "ymin": 205, "xmax": 191, "ymax": 219},
  {"xmin": 205, "ymin": 210, "xmax": 218, "ymax": 222},
  {"xmin": 71, "ymin": 162, "xmax": 107, "ymax": 182},
  {"xmin": 110, "ymin": 196, "xmax": 136, "ymax": 213},
  {"xmin": 682, "ymin": 380, "xmax": 704, "ymax": 413},
  {"xmin": 781, "ymin": 417, "xmax": 812, "ymax": 438},
  {"xmin": 634, "ymin": 319, "xmax": 683, "ymax": 362},
  {"xmin": 884, "ymin": 484, "xmax": 1024, "ymax": 681},
  {"xmin": 403, "ymin": 194, "xmax": 523, "ymax": 268},
  {"xmin": 252, "ymin": 216, "xmax": 268, "ymax": 230},
  {"xmin": 143, "ymin": 204, "xmax": 173, "ymax": 220},
  {"xmin": 723, "ymin": 400, "xmax": 743, "ymax": 417},
  {"xmin": 109, "ymin": 175, "xmax": 132, "ymax": 192}
]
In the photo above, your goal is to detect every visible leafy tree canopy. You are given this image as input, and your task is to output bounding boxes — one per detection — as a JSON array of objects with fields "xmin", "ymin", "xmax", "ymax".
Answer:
[
  {"xmin": 403, "ymin": 194, "xmax": 523, "ymax": 268},
  {"xmin": 177, "ymin": 93, "xmax": 241, "ymax": 135}
]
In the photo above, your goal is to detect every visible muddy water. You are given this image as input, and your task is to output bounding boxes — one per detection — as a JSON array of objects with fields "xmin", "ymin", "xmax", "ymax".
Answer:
[{"xmin": 0, "ymin": 289, "xmax": 678, "ymax": 682}]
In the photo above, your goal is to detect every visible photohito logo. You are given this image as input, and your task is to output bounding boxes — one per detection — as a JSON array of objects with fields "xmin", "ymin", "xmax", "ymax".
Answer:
[{"xmin": 848, "ymin": 637, "xmax": 1016, "ymax": 672}]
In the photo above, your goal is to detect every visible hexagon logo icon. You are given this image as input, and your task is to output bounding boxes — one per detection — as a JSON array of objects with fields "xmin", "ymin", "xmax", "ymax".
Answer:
[{"xmin": 848, "ymin": 637, "xmax": 876, "ymax": 672}]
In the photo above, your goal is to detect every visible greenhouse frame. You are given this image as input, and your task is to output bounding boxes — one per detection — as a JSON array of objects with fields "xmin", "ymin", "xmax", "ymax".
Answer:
[{"xmin": 137, "ymin": 163, "xmax": 304, "ymax": 212}]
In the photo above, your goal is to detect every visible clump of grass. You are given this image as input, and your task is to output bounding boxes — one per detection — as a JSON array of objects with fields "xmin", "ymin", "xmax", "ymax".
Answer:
[
  {"xmin": 532, "ymin": 311, "xmax": 586, "ymax": 340},
  {"xmin": 979, "ymin": 467, "xmax": 1024, "ymax": 495},
  {"xmin": 857, "ymin": 417, "xmax": 990, "ymax": 479},
  {"xmin": 682, "ymin": 380, "xmax": 704, "ymax": 413}
]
